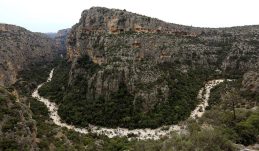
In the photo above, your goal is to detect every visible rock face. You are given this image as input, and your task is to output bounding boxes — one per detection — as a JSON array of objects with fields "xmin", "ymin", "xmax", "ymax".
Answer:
[
  {"xmin": 67, "ymin": 7, "xmax": 259, "ymax": 100},
  {"xmin": 67, "ymin": 7, "xmax": 259, "ymax": 71},
  {"xmin": 61, "ymin": 7, "xmax": 259, "ymax": 128},
  {"xmin": 242, "ymin": 71, "xmax": 259, "ymax": 93},
  {"xmin": 55, "ymin": 28, "xmax": 70, "ymax": 55},
  {"xmin": 67, "ymin": 7, "xmax": 196, "ymax": 62},
  {"xmin": 0, "ymin": 24, "xmax": 57, "ymax": 86}
]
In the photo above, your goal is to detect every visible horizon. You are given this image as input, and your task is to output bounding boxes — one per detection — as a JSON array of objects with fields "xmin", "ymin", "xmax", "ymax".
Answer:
[{"xmin": 1, "ymin": 0, "xmax": 259, "ymax": 33}]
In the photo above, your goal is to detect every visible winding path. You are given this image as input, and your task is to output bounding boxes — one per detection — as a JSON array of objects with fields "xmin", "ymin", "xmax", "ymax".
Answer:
[{"xmin": 32, "ymin": 69, "xmax": 227, "ymax": 140}]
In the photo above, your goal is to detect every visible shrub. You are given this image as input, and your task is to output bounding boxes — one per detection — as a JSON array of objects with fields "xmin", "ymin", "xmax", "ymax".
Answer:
[
  {"xmin": 0, "ymin": 95, "xmax": 5, "ymax": 102},
  {"xmin": 235, "ymin": 111, "xmax": 259, "ymax": 145},
  {"xmin": 0, "ymin": 139, "xmax": 19, "ymax": 150},
  {"xmin": 235, "ymin": 122, "xmax": 257, "ymax": 145}
]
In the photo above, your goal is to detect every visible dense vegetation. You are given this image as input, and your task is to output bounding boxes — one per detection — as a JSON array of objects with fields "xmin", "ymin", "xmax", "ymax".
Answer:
[
  {"xmin": 0, "ymin": 86, "xmax": 35, "ymax": 150},
  {"xmin": 205, "ymin": 80, "xmax": 259, "ymax": 146},
  {"xmin": 3, "ymin": 55, "xmax": 256, "ymax": 150},
  {"xmin": 37, "ymin": 59, "xmax": 70, "ymax": 103},
  {"xmin": 8, "ymin": 60, "xmax": 137, "ymax": 150},
  {"xmin": 14, "ymin": 60, "xmax": 58, "ymax": 95},
  {"xmin": 29, "ymin": 97, "xmax": 137, "ymax": 151},
  {"xmin": 200, "ymin": 105, "xmax": 259, "ymax": 146},
  {"xmin": 30, "ymin": 56, "xmax": 258, "ymax": 150},
  {"xmin": 28, "ymin": 96, "xmax": 257, "ymax": 151},
  {"xmin": 240, "ymin": 90, "xmax": 259, "ymax": 104},
  {"xmin": 132, "ymin": 122, "xmax": 236, "ymax": 151},
  {"xmin": 3, "ymin": 85, "xmax": 257, "ymax": 151},
  {"xmin": 38, "ymin": 56, "xmax": 220, "ymax": 129}
]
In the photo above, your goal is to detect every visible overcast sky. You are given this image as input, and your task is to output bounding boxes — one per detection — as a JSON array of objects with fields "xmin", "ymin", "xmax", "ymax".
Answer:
[{"xmin": 0, "ymin": 0, "xmax": 258, "ymax": 33}]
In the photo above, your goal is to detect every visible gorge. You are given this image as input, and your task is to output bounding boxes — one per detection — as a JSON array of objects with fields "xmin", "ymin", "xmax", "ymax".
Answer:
[
  {"xmin": 32, "ymin": 68, "xmax": 227, "ymax": 140},
  {"xmin": 0, "ymin": 6, "xmax": 259, "ymax": 151},
  {"xmin": 38, "ymin": 7, "xmax": 259, "ymax": 130}
]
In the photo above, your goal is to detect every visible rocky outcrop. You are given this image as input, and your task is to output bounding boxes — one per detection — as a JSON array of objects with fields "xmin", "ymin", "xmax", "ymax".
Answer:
[
  {"xmin": 67, "ymin": 7, "xmax": 197, "ymax": 62},
  {"xmin": 67, "ymin": 7, "xmax": 259, "ymax": 70},
  {"xmin": 242, "ymin": 71, "xmax": 259, "ymax": 93},
  {"xmin": 0, "ymin": 24, "xmax": 57, "ymax": 86},
  {"xmin": 54, "ymin": 28, "xmax": 70, "ymax": 55}
]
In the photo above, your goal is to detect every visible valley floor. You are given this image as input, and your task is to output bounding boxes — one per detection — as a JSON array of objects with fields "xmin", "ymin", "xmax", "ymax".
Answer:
[{"xmin": 32, "ymin": 68, "xmax": 228, "ymax": 140}]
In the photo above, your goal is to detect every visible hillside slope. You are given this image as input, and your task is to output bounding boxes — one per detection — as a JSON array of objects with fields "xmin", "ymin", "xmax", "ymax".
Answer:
[{"xmin": 0, "ymin": 24, "xmax": 57, "ymax": 86}]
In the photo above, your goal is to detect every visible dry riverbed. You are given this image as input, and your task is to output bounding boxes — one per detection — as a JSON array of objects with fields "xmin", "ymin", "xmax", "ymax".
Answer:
[{"xmin": 32, "ymin": 69, "xmax": 227, "ymax": 140}]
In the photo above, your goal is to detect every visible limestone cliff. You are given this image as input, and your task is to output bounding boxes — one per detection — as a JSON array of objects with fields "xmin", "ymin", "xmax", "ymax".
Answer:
[
  {"xmin": 0, "ymin": 24, "xmax": 57, "ymax": 86},
  {"xmin": 66, "ymin": 7, "xmax": 259, "ymax": 103},
  {"xmin": 54, "ymin": 7, "xmax": 259, "ymax": 128},
  {"xmin": 67, "ymin": 7, "xmax": 259, "ymax": 72},
  {"xmin": 55, "ymin": 28, "xmax": 70, "ymax": 55}
]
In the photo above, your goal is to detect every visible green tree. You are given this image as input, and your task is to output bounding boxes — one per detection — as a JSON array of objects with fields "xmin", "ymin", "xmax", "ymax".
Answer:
[{"xmin": 223, "ymin": 87, "xmax": 240, "ymax": 120}]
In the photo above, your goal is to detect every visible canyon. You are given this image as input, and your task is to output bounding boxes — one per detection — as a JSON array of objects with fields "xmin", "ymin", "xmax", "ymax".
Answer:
[
  {"xmin": 33, "ymin": 68, "xmax": 227, "ymax": 140},
  {"xmin": 0, "ymin": 6, "xmax": 259, "ymax": 150},
  {"xmin": 44, "ymin": 7, "xmax": 259, "ymax": 129}
]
